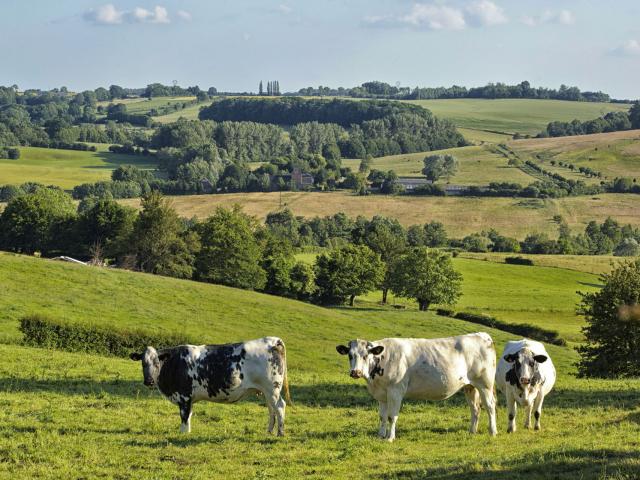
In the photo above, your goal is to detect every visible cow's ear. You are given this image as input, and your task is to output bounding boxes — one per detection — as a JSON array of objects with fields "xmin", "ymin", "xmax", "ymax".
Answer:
[
  {"xmin": 503, "ymin": 354, "xmax": 517, "ymax": 363},
  {"xmin": 158, "ymin": 352, "xmax": 171, "ymax": 361},
  {"xmin": 533, "ymin": 354, "xmax": 548, "ymax": 364},
  {"xmin": 336, "ymin": 345, "xmax": 350, "ymax": 355},
  {"xmin": 129, "ymin": 352, "xmax": 142, "ymax": 361},
  {"xmin": 368, "ymin": 345, "xmax": 384, "ymax": 355}
]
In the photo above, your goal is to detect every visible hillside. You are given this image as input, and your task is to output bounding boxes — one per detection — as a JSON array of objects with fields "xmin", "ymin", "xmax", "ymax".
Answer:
[
  {"xmin": 0, "ymin": 146, "xmax": 156, "ymax": 189},
  {"xmin": 0, "ymin": 253, "xmax": 638, "ymax": 478},
  {"xmin": 120, "ymin": 192, "xmax": 640, "ymax": 239},
  {"xmin": 406, "ymin": 98, "xmax": 630, "ymax": 136}
]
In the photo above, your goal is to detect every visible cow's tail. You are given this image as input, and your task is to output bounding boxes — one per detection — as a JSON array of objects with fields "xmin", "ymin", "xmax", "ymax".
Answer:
[{"xmin": 275, "ymin": 338, "xmax": 292, "ymax": 406}]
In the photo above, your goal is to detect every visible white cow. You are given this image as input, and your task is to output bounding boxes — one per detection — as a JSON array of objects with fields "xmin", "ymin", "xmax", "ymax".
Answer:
[
  {"xmin": 496, "ymin": 339, "xmax": 556, "ymax": 433},
  {"xmin": 336, "ymin": 333, "xmax": 497, "ymax": 442}
]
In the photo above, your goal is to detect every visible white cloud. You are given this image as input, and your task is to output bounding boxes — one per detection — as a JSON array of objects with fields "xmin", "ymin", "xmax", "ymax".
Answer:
[
  {"xmin": 400, "ymin": 4, "xmax": 466, "ymax": 30},
  {"xmin": 83, "ymin": 4, "xmax": 171, "ymax": 25},
  {"xmin": 365, "ymin": 1, "xmax": 508, "ymax": 31},
  {"xmin": 83, "ymin": 4, "xmax": 123, "ymax": 25},
  {"xmin": 278, "ymin": 4, "xmax": 293, "ymax": 15},
  {"xmin": 465, "ymin": 1, "xmax": 507, "ymax": 27},
  {"xmin": 611, "ymin": 39, "xmax": 640, "ymax": 57},
  {"xmin": 522, "ymin": 9, "xmax": 575, "ymax": 27},
  {"xmin": 177, "ymin": 10, "xmax": 192, "ymax": 21}
]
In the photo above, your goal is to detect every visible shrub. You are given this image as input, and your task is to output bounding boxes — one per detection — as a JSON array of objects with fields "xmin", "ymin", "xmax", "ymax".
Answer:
[
  {"xmin": 20, "ymin": 314, "xmax": 190, "ymax": 358},
  {"xmin": 505, "ymin": 256, "xmax": 534, "ymax": 266},
  {"xmin": 435, "ymin": 310, "xmax": 566, "ymax": 346}
]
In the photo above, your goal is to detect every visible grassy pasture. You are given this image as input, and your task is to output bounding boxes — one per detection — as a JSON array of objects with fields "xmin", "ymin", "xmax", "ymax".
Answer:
[
  {"xmin": 0, "ymin": 146, "xmax": 156, "ymax": 189},
  {"xmin": 0, "ymin": 253, "xmax": 638, "ymax": 478},
  {"xmin": 121, "ymin": 192, "xmax": 640, "ymax": 239},
  {"xmin": 345, "ymin": 145, "xmax": 533, "ymax": 185},
  {"xmin": 296, "ymin": 254, "xmax": 599, "ymax": 343},
  {"xmin": 97, "ymin": 96, "xmax": 196, "ymax": 114},
  {"xmin": 458, "ymin": 252, "xmax": 624, "ymax": 276},
  {"xmin": 406, "ymin": 99, "xmax": 630, "ymax": 136},
  {"xmin": 155, "ymin": 102, "xmax": 204, "ymax": 123},
  {"xmin": 510, "ymin": 130, "xmax": 640, "ymax": 181}
]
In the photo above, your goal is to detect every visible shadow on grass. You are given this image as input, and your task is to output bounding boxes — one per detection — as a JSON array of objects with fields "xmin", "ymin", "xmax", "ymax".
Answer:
[
  {"xmin": 380, "ymin": 449, "xmax": 640, "ymax": 480},
  {"xmin": 1, "ymin": 378, "xmax": 637, "ymax": 412},
  {"xmin": 577, "ymin": 281, "xmax": 605, "ymax": 288}
]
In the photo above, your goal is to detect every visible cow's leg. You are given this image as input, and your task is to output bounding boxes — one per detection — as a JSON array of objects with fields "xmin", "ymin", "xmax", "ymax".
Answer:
[
  {"xmin": 524, "ymin": 401, "xmax": 533, "ymax": 429},
  {"xmin": 533, "ymin": 393, "xmax": 545, "ymax": 431},
  {"xmin": 463, "ymin": 385, "xmax": 480, "ymax": 434},
  {"xmin": 266, "ymin": 401, "xmax": 276, "ymax": 434},
  {"xmin": 377, "ymin": 401, "xmax": 388, "ymax": 439},
  {"xmin": 274, "ymin": 396, "xmax": 286, "ymax": 437},
  {"xmin": 506, "ymin": 390, "xmax": 517, "ymax": 433},
  {"xmin": 477, "ymin": 386, "xmax": 497, "ymax": 436},
  {"xmin": 179, "ymin": 399, "xmax": 192, "ymax": 433},
  {"xmin": 385, "ymin": 388, "xmax": 403, "ymax": 442}
]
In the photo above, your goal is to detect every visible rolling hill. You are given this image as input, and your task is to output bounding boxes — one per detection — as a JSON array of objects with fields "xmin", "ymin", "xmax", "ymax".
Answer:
[{"xmin": 0, "ymin": 252, "xmax": 637, "ymax": 478}]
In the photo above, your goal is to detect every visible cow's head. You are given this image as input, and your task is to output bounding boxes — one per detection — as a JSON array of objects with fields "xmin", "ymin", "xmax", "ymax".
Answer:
[
  {"xmin": 129, "ymin": 346, "xmax": 170, "ymax": 387},
  {"xmin": 336, "ymin": 339, "xmax": 384, "ymax": 380},
  {"xmin": 504, "ymin": 348, "xmax": 547, "ymax": 386}
]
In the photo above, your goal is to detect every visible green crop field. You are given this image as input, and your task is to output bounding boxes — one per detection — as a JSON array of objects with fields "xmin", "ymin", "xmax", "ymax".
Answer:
[
  {"xmin": 0, "ymin": 252, "xmax": 638, "ymax": 478},
  {"xmin": 405, "ymin": 99, "xmax": 630, "ymax": 136},
  {"xmin": 121, "ymin": 192, "xmax": 640, "ymax": 240},
  {"xmin": 97, "ymin": 96, "xmax": 197, "ymax": 115},
  {"xmin": 0, "ymin": 146, "xmax": 157, "ymax": 189},
  {"xmin": 155, "ymin": 102, "xmax": 204, "ymax": 123}
]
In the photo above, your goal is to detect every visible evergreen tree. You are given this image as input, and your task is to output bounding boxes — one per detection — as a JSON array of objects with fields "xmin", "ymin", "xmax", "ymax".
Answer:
[{"xmin": 259, "ymin": 81, "xmax": 263, "ymax": 96}]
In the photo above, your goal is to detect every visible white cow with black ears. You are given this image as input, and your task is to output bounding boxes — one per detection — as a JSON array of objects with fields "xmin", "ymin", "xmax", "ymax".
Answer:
[
  {"xmin": 336, "ymin": 333, "xmax": 498, "ymax": 442},
  {"xmin": 496, "ymin": 339, "xmax": 556, "ymax": 433}
]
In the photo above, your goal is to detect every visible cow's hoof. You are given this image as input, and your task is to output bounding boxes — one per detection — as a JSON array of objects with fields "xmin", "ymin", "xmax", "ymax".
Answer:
[
  {"xmin": 534, "ymin": 424, "xmax": 541, "ymax": 431},
  {"xmin": 386, "ymin": 437, "xmax": 395, "ymax": 443},
  {"xmin": 507, "ymin": 427, "xmax": 515, "ymax": 434},
  {"xmin": 277, "ymin": 431, "xmax": 285, "ymax": 437}
]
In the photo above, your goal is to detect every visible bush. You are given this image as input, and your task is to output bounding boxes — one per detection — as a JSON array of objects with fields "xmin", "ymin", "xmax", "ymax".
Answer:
[
  {"xmin": 435, "ymin": 310, "xmax": 566, "ymax": 346},
  {"xmin": 20, "ymin": 314, "xmax": 190, "ymax": 358},
  {"xmin": 505, "ymin": 256, "xmax": 534, "ymax": 266}
]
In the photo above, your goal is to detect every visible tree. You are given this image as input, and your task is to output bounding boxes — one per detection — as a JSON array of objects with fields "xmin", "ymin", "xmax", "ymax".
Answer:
[
  {"xmin": 78, "ymin": 199, "xmax": 136, "ymax": 259},
  {"xmin": 0, "ymin": 187, "xmax": 75, "ymax": 255},
  {"xmin": 353, "ymin": 216, "xmax": 406, "ymax": 303},
  {"xmin": 422, "ymin": 154, "xmax": 458, "ymax": 182},
  {"xmin": 389, "ymin": 248, "xmax": 462, "ymax": 311},
  {"xmin": 629, "ymin": 102, "xmax": 640, "ymax": 129},
  {"xmin": 260, "ymin": 233, "xmax": 296, "ymax": 296},
  {"xmin": 129, "ymin": 191, "xmax": 198, "ymax": 278},
  {"xmin": 314, "ymin": 244, "xmax": 384, "ymax": 306},
  {"xmin": 259, "ymin": 81, "xmax": 263, "ymax": 96},
  {"xmin": 289, "ymin": 262, "xmax": 316, "ymax": 300},
  {"xmin": 423, "ymin": 221, "xmax": 448, "ymax": 247},
  {"xmin": 577, "ymin": 260, "xmax": 640, "ymax": 378},
  {"xmin": 195, "ymin": 205, "xmax": 266, "ymax": 290}
]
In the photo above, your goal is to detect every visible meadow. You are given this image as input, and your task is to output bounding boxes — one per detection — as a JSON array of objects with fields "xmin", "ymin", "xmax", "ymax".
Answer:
[
  {"xmin": 406, "ymin": 99, "xmax": 630, "ymax": 136},
  {"xmin": 344, "ymin": 145, "xmax": 532, "ymax": 185},
  {"xmin": 121, "ymin": 192, "xmax": 640, "ymax": 239},
  {"xmin": 511, "ymin": 129, "xmax": 640, "ymax": 181},
  {"xmin": 97, "ymin": 96, "xmax": 197, "ymax": 115},
  {"xmin": 0, "ymin": 252, "xmax": 638, "ymax": 478},
  {"xmin": 0, "ymin": 146, "xmax": 156, "ymax": 189}
]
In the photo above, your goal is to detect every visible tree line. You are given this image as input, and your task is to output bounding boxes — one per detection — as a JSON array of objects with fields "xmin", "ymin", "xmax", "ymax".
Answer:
[
  {"xmin": 295, "ymin": 81, "xmax": 619, "ymax": 103},
  {"xmin": 540, "ymin": 103, "xmax": 640, "ymax": 138}
]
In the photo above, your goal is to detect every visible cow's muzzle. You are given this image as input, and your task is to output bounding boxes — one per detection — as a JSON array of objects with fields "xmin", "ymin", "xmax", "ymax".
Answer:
[
  {"xmin": 520, "ymin": 377, "xmax": 530, "ymax": 385},
  {"xmin": 144, "ymin": 380, "xmax": 155, "ymax": 388},
  {"xmin": 350, "ymin": 370, "xmax": 363, "ymax": 379}
]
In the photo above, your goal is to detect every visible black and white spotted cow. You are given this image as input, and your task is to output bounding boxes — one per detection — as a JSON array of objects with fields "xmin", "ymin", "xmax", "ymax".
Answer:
[
  {"xmin": 496, "ymin": 339, "xmax": 556, "ymax": 433},
  {"xmin": 130, "ymin": 336, "xmax": 290, "ymax": 436},
  {"xmin": 336, "ymin": 333, "xmax": 498, "ymax": 442}
]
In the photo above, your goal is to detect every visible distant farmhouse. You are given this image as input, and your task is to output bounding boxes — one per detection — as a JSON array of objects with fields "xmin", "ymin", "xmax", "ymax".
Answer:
[
  {"xmin": 396, "ymin": 177, "xmax": 432, "ymax": 191},
  {"xmin": 271, "ymin": 168, "xmax": 315, "ymax": 190}
]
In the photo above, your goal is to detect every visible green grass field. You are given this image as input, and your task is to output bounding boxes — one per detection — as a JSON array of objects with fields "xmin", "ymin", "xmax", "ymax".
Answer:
[
  {"xmin": 0, "ymin": 252, "xmax": 638, "ymax": 478},
  {"xmin": 0, "ymin": 146, "xmax": 156, "ymax": 189},
  {"xmin": 121, "ymin": 192, "xmax": 640, "ymax": 239},
  {"xmin": 296, "ymin": 254, "xmax": 600, "ymax": 343},
  {"xmin": 97, "ymin": 96, "xmax": 197, "ymax": 115},
  {"xmin": 406, "ymin": 99, "xmax": 630, "ymax": 136},
  {"xmin": 511, "ymin": 130, "xmax": 640, "ymax": 181},
  {"xmin": 344, "ymin": 145, "xmax": 534, "ymax": 185}
]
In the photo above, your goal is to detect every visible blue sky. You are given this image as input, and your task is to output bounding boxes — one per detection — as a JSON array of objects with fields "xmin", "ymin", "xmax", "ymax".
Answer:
[{"xmin": 1, "ymin": 0, "xmax": 639, "ymax": 98}]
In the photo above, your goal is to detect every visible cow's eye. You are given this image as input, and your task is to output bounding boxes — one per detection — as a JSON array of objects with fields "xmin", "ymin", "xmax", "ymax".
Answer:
[{"xmin": 529, "ymin": 361, "xmax": 535, "ymax": 367}]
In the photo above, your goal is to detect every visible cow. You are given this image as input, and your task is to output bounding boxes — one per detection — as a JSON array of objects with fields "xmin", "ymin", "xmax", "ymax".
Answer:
[
  {"xmin": 336, "ymin": 333, "xmax": 497, "ymax": 442},
  {"xmin": 495, "ymin": 339, "xmax": 556, "ymax": 433},
  {"xmin": 130, "ymin": 336, "xmax": 291, "ymax": 436}
]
